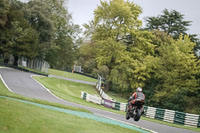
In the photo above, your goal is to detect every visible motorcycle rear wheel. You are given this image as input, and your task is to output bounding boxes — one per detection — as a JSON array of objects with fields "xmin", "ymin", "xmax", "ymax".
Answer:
[{"xmin": 126, "ymin": 112, "xmax": 130, "ymax": 120}]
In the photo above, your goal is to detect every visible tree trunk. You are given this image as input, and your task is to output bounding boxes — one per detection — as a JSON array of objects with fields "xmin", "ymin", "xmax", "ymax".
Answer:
[
  {"xmin": 105, "ymin": 80, "xmax": 111, "ymax": 91},
  {"xmin": 3, "ymin": 58, "xmax": 9, "ymax": 64},
  {"xmin": 13, "ymin": 55, "xmax": 19, "ymax": 66}
]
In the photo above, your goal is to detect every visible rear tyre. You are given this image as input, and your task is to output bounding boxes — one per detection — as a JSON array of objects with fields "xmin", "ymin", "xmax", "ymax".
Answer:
[
  {"xmin": 126, "ymin": 112, "xmax": 130, "ymax": 120},
  {"xmin": 134, "ymin": 109, "xmax": 141, "ymax": 121}
]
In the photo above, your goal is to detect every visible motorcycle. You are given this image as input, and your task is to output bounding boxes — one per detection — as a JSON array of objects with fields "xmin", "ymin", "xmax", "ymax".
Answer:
[{"xmin": 126, "ymin": 98, "xmax": 144, "ymax": 121}]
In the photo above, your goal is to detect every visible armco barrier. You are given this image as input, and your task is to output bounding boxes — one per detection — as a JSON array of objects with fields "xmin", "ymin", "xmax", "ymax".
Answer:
[
  {"xmin": 115, "ymin": 102, "xmax": 121, "ymax": 110},
  {"xmin": 174, "ymin": 111, "xmax": 186, "ymax": 125},
  {"xmin": 155, "ymin": 108, "xmax": 165, "ymax": 120},
  {"xmin": 198, "ymin": 115, "xmax": 200, "ymax": 127},
  {"xmin": 81, "ymin": 91, "xmax": 200, "ymax": 128},
  {"xmin": 102, "ymin": 99, "xmax": 114, "ymax": 109},
  {"xmin": 81, "ymin": 92, "xmax": 102, "ymax": 105},
  {"xmin": 87, "ymin": 94, "xmax": 102, "ymax": 105},
  {"xmin": 146, "ymin": 107, "xmax": 156, "ymax": 119},
  {"xmin": 184, "ymin": 113, "xmax": 199, "ymax": 127},
  {"xmin": 120, "ymin": 103, "xmax": 127, "ymax": 111},
  {"xmin": 163, "ymin": 109, "xmax": 175, "ymax": 123}
]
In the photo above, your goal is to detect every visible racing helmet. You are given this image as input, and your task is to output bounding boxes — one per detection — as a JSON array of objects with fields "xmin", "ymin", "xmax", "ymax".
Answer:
[{"xmin": 136, "ymin": 87, "xmax": 142, "ymax": 92}]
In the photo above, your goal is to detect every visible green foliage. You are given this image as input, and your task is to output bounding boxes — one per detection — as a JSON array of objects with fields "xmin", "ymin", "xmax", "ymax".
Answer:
[
  {"xmin": 0, "ymin": 0, "xmax": 80, "ymax": 69},
  {"xmin": 152, "ymin": 35, "xmax": 200, "ymax": 111},
  {"xmin": 26, "ymin": 0, "xmax": 81, "ymax": 70},
  {"xmin": 0, "ymin": 0, "xmax": 39, "ymax": 65},
  {"xmin": 145, "ymin": 9, "xmax": 197, "ymax": 40},
  {"xmin": 89, "ymin": 0, "xmax": 156, "ymax": 91},
  {"xmin": 0, "ymin": 0, "xmax": 9, "ymax": 27},
  {"xmin": 76, "ymin": 41, "xmax": 97, "ymax": 75}
]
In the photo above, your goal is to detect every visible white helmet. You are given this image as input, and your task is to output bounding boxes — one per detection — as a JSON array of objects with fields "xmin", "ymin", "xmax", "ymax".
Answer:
[{"xmin": 136, "ymin": 87, "xmax": 142, "ymax": 92}]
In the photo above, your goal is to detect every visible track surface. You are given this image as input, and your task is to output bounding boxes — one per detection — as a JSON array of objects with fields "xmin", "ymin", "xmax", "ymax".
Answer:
[{"xmin": 0, "ymin": 68, "xmax": 198, "ymax": 133}]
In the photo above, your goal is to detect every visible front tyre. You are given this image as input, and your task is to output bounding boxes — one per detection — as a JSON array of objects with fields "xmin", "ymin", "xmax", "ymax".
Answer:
[{"xmin": 134, "ymin": 109, "xmax": 141, "ymax": 121}]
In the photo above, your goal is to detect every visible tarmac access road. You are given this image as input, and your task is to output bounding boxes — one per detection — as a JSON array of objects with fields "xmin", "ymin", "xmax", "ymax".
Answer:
[{"xmin": 0, "ymin": 67, "xmax": 198, "ymax": 133}]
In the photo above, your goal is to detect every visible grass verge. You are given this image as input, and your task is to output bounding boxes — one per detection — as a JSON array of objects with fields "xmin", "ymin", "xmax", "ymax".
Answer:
[
  {"xmin": 48, "ymin": 69, "xmax": 97, "ymax": 83},
  {"xmin": 0, "ymin": 98, "xmax": 140, "ymax": 133},
  {"xmin": 141, "ymin": 117, "xmax": 200, "ymax": 132}
]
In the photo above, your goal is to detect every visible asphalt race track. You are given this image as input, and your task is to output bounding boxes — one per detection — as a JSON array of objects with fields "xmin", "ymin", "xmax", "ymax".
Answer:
[{"xmin": 0, "ymin": 67, "xmax": 198, "ymax": 133}]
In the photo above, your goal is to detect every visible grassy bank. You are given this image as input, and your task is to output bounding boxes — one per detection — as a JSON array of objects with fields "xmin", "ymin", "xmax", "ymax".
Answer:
[
  {"xmin": 0, "ymin": 98, "xmax": 140, "ymax": 133},
  {"xmin": 48, "ymin": 69, "xmax": 97, "ymax": 83},
  {"xmin": 49, "ymin": 69, "xmax": 128, "ymax": 103},
  {"xmin": 34, "ymin": 76, "xmax": 125, "ymax": 115}
]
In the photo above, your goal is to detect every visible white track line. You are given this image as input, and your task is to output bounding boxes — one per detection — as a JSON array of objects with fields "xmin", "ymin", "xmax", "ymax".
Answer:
[
  {"xmin": 31, "ymin": 75, "xmax": 66, "ymax": 102},
  {"xmin": 95, "ymin": 113, "xmax": 158, "ymax": 133},
  {"xmin": 0, "ymin": 74, "xmax": 13, "ymax": 93}
]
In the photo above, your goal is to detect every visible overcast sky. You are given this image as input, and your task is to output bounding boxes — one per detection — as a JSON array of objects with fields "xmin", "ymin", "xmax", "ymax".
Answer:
[{"xmin": 68, "ymin": 0, "xmax": 200, "ymax": 37}]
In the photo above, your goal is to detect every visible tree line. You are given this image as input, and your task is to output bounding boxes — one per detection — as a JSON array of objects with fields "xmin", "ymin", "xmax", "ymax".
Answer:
[
  {"xmin": 76, "ymin": 0, "xmax": 200, "ymax": 113},
  {"xmin": 0, "ymin": 0, "xmax": 81, "ymax": 70}
]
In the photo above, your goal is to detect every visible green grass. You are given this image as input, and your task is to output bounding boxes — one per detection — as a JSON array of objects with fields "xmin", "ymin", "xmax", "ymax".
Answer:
[
  {"xmin": 48, "ymin": 69, "xmax": 127, "ymax": 103},
  {"xmin": 48, "ymin": 69, "xmax": 97, "ymax": 83},
  {"xmin": 141, "ymin": 117, "xmax": 200, "ymax": 132},
  {"xmin": 34, "ymin": 76, "xmax": 125, "ymax": 115},
  {"xmin": 105, "ymin": 91, "xmax": 128, "ymax": 103},
  {"xmin": 0, "ymin": 98, "xmax": 140, "ymax": 133},
  {"xmin": 49, "ymin": 69, "xmax": 128, "ymax": 103}
]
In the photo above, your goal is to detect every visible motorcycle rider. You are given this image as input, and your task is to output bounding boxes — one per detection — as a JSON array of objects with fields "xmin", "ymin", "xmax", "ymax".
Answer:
[{"xmin": 126, "ymin": 87, "xmax": 145, "ymax": 119}]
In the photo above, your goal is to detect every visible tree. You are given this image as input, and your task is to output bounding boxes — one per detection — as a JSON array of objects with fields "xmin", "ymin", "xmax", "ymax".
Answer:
[
  {"xmin": 0, "ymin": 0, "xmax": 38, "ymax": 65},
  {"xmin": 0, "ymin": 0, "xmax": 9, "ymax": 28},
  {"xmin": 91, "ymin": 0, "xmax": 155, "ymax": 91},
  {"xmin": 145, "ymin": 9, "xmax": 195, "ymax": 40},
  {"xmin": 76, "ymin": 41, "xmax": 98, "ymax": 75},
  {"xmin": 26, "ymin": 0, "xmax": 81, "ymax": 70},
  {"xmin": 0, "ymin": 0, "xmax": 10, "ymax": 61},
  {"xmin": 25, "ymin": 0, "xmax": 56, "ymax": 59},
  {"xmin": 152, "ymin": 35, "xmax": 200, "ymax": 111}
]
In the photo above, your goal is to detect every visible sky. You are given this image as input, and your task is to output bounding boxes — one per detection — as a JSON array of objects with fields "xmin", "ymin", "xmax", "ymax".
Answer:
[{"xmin": 68, "ymin": 0, "xmax": 200, "ymax": 37}]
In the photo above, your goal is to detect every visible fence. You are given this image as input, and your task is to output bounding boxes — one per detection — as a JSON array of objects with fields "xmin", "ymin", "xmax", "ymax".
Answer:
[
  {"xmin": 18, "ymin": 57, "xmax": 50, "ymax": 73},
  {"xmin": 81, "ymin": 75, "xmax": 200, "ymax": 128}
]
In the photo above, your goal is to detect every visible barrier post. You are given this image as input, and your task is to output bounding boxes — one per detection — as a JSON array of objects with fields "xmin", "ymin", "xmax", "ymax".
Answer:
[
  {"xmin": 83, "ymin": 92, "xmax": 87, "ymax": 100},
  {"xmin": 115, "ymin": 102, "xmax": 121, "ymax": 110},
  {"xmin": 143, "ymin": 106, "xmax": 148, "ymax": 117},
  {"xmin": 174, "ymin": 111, "xmax": 186, "ymax": 125},
  {"xmin": 155, "ymin": 108, "xmax": 165, "ymax": 120}
]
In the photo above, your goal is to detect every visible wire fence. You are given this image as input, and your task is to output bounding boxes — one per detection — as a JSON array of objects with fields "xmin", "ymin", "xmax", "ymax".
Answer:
[{"xmin": 18, "ymin": 56, "xmax": 50, "ymax": 73}]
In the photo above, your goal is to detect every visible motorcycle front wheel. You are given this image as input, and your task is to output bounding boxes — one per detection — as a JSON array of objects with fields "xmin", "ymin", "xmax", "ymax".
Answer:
[{"xmin": 134, "ymin": 109, "xmax": 141, "ymax": 121}]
